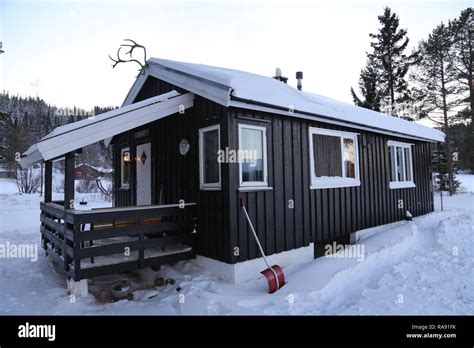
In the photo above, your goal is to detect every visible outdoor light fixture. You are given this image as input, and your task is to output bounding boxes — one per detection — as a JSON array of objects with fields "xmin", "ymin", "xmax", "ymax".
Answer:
[{"xmin": 122, "ymin": 151, "xmax": 130, "ymax": 162}]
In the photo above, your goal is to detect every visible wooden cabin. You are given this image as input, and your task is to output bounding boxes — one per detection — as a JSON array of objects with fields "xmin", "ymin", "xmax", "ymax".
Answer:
[
  {"xmin": 74, "ymin": 163, "xmax": 111, "ymax": 180},
  {"xmin": 21, "ymin": 58, "xmax": 444, "ymax": 284}
]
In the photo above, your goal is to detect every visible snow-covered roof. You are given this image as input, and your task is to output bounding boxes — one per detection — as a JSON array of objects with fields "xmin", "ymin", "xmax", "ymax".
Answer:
[
  {"xmin": 123, "ymin": 58, "xmax": 444, "ymax": 142},
  {"xmin": 20, "ymin": 91, "xmax": 194, "ymax": 167}
]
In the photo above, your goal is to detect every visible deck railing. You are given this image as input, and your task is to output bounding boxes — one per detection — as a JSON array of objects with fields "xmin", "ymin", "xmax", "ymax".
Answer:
[{"xmin": 40, "ymin": 202, "xmax": 197, "ymax": 280}]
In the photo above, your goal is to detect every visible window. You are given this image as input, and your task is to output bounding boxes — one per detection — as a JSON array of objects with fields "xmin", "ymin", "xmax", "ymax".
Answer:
[
  {"xmin": 387, "ymin": 141, "xmax": 415, "ymax": 189},
  {"xmin": 309, "ymin": 127, "xmax": 360, "ymax": 189},
  {"xmin": 120, "ymin": 147, "xmax": 131, "ymax": 189},
  {"xmin": 199, "ymin": 125, "xmax": 221, "ymax": 189},
  {"xmin": 239, "ymin": 124, "xmax": 267, "ymax": 187}
]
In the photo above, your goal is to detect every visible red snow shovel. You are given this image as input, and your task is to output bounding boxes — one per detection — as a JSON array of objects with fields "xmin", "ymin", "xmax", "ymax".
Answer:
[{"xmin": 240, "ymin": 198, "xmax": 285, "ymax": 294}]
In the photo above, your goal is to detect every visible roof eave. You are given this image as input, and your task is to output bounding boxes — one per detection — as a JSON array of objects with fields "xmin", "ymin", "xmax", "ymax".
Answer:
[
  {"xmin": 21, "ymin": 92, "xmax": 194, "ymax": 168},
  {"xmin": 229, "ymin": 97, "xmax": 444, "ymax": 143}
]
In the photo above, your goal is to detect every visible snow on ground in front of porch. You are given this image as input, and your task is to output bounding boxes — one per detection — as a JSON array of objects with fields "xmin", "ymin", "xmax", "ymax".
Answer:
[{"xmin": 0, "ymin": 176, "xmax": 473, "ymax": 315}]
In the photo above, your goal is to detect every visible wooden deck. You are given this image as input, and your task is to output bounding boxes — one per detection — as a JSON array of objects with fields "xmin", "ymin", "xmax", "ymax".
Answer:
[{"xmin": 40, "ymin": 201, "xmax": 198, "ymax": 281}]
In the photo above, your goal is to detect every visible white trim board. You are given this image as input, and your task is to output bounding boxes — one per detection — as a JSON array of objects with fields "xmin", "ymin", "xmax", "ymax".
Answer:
[
  {"xmin": 308, "ymin": 126, "xmax": 361, "ymax": 189},
  {"xmin": 123, "ymin": 63, "xmax": 232, "ymax": 107},
  {"xmin": 21, "ymin": 92, "xmax": 194, "ymax": 167},
  {"xmin": 191, "ymin": 243, "xmax": 314, "ymax": 284},
  {"xmin": 199, "ymin": 124, "xmax": 222, "ymax": 190},
  {"xmin": 238, "ymin": 123, "xmax": 268, "ymax": 188},
  {"xmin": 230, "ymin": 100, "xmax": 442, "ymax": 143},
  {"xmin": 387, "ymin": 140, "xmax": 415, "ymax": 189}
]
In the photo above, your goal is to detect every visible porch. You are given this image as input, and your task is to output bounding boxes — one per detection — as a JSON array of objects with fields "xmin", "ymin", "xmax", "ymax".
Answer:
[
  {"xmin": 40, "ymin": 201, "xmax": 197, "ymax": 281},
  {"xmin": 18, "ymin": 91, "xmax": 199, "ymax": 281}
]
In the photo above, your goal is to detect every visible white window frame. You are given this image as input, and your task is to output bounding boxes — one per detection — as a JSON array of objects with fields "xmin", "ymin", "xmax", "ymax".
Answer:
[
  {"xmin": 387, "ymin": 140, "xmax": 415, "ymax": 189},
  {"xmin": 308, "ymin": 127, "xmax": 360, "ymax": 189},
  {"xmin": 120, "ymin": 147, "xmax": 130, "ymax": 189},
  {"xmin": 199, "ymin": 124, "xmax": 221, "ymax": 190},
  {"xmin": 238, "ymin": 124, "xmax": 268, "ymax": 188}
]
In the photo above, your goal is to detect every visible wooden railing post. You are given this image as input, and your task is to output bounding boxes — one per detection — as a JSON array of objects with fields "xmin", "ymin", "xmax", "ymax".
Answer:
[
  {"xmin": 72, "ymin": 221, "xmax": 81, "ymax": 281},
  {"xmin": 64, "ymin": 152, "xmax": 75, "ymax": 210},
  {"xmin": 44, "ymin": 161, "xmax": 52, "ymax": 203}
]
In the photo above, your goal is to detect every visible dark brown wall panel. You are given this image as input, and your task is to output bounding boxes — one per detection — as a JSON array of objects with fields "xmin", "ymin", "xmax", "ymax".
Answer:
[
  {"xmin": 112, "ymin": 76, "xmax": 230, "ymax": 262},
  {"xmin": 112, "ymin": 75, "xmax": 434, "ymax": 265},
  {"xmin": 229, "ymin": 107, "xmax": 434, "ymax": 263}
]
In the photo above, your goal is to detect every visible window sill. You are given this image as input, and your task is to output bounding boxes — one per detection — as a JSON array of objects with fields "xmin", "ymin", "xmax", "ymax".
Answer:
[
  {"xmin": 310, "ymin": 178, "xmax": 360, "ymax": 189},
  {"xmin": 200, "ymin": 186, "xmax": 221, "ymax": 191},
  {"xmin": 389, "ymin": 181, "xmax": 416, "ymax": 189},
  {"xmin": 119, "ymin": 186, "xmax": 130, "ymax": 190},
  {"xmin": 238, "ymin": 187, "xmax": 273, "ymax": 192}
]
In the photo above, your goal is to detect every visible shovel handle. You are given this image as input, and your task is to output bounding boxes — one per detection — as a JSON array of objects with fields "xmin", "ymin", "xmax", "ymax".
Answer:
[
  {"xmin": 241, "ymin": 200, "xmax": 271, "ymax": 269},
  {"xmin": 241, "ymin": 197, "xmax": 284, "ymax": 292}
]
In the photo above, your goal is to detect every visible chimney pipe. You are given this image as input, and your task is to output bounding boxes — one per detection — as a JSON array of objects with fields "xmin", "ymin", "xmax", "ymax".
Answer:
[
  {"xmin": 273, "ymin": 67, "xmax": 288, "ymax": 84},
  {"xmin": 296, "ymin": 71, "xmax": 303, "ymax": 91}
]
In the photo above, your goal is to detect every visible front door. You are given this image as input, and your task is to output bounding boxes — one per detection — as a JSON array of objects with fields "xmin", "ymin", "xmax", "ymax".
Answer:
[{"xmin": 136, "ymin": 142, "xmax": 152, "ymax": 205}]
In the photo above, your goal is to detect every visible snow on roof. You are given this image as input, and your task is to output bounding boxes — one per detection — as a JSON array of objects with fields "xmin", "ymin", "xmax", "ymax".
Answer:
[
  {"xmin": 21, "ymin": 91, "xmax": 194, "ymax": 167},
  {"xmin": 44, "ymin": 91, "xmax": 176, "ymax": 141},
  {"xmin": 136, "ymin": 58, "xmax": 444, "ymax": 142}
]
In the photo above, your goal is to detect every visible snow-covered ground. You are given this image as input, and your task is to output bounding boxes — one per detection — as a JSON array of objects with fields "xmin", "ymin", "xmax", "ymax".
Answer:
[{"xmin": 0, "ymin": 175, "xmax": 473, "ymax": 315}]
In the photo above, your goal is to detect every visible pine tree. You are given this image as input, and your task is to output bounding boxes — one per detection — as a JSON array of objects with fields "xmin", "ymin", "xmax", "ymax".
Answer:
[
  {"xmin": 411, "ymin": 23, "xmax": 465, "ymax": 195},
  {"xmin": 0, "ymin": 111, "xmax": 9, "ymax": 161},
  {"xmin": 369, "ymin": 7, "xmax": 414, "ymax": 113},
  {"xmin": 350, "ymin": 56, "xmax": 381, "ymax": 111},
  {"xmin": 448, "ymin": 8, "xmax": 473, "ymax": 123},
  {"xmin": 0, "ymin": 92, "xmax": 117, "ymax": 193},
  {"xmin": 4, "ymin": 118, "xmax": 26, "ymax": 170}
]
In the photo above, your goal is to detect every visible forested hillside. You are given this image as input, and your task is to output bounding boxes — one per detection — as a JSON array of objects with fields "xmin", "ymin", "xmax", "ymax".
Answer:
[
  {"xmin": 0, "ymin": 92, "xmax": 116, "ymax": 193},
  {"xmin": 0, "ymin": 92, "xmax": 116, "ymax": 171}
]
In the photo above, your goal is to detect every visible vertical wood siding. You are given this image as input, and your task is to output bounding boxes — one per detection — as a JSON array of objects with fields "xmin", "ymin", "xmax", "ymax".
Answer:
[
  {"xmin": 228, "ymin": 108, "xmax": 434, "ymax": 264},
  {"xmin": 112, "ymin": 77, "xmax": 230, "ymax": 262},
  {"xmin": 112, "ymin": 75, "xmax": 434, "ymax": 265}
]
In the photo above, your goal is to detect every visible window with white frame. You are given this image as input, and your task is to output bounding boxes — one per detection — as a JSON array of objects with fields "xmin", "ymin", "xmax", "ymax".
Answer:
[
  {"xmin": 309, "ymin": 127, "xmax": 360, "ymax": 189},
  {"xmin": 387, "ymin": 140, "xmax": 415, "ymax": 189},
  {"xmin": 239, "ymin": 124, "xmax": 267, "ymax": 187},
  {"xmin": 120, "ymin": 147, "xmax": 131, "ymax": 189},
  {"xmin": 199, "ymin": 125, "xmax": 221, "ymax": 189}
]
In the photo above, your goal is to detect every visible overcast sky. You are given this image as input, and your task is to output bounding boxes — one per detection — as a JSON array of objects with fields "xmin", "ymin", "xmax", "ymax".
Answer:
[{"xmin": 0, "ymin": 0, "xmax": 470, "ymax": 109}]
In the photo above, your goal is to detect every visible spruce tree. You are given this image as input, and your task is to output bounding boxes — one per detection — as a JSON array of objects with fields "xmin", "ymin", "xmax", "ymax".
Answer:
[
  {"xmin": 369, "ymin": 7, "xmax": 414, "ymax": 112},
  {"xmin": 350, "ymin": 56, "xmax": 381, "ymax": 111}
]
